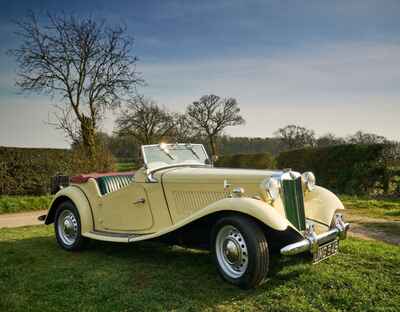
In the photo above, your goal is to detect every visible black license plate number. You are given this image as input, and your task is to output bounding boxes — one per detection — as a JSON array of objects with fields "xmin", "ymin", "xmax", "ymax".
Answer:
[{"xmin": 313, "ymin": 240, "xmax": 339, "ymax": 263}]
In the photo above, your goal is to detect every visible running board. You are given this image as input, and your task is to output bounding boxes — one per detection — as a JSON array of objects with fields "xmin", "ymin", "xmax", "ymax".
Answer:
[{"xmin": 84, "ymin": 230, "xmax": 143, "ymax": 243}]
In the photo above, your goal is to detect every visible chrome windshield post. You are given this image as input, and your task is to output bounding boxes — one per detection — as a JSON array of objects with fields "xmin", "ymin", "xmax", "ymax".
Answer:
[{"xmin": 146, "ymin": 171, "xmax": 158, "ymax": 183}]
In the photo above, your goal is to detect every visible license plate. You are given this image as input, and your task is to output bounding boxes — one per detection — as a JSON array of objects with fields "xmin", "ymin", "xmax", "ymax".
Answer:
[{"xmin": 313, "ymin": 239, "xmax": 339, "ymax": 264}]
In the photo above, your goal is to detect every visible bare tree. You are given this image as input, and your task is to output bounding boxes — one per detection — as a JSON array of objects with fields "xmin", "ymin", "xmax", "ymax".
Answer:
[
  {"xmin": 316, "ymin": 133, "xmax": 346, "ymax": 147},
  {"xmin": 116, "ymin": 96, "xmax": 175, "ymax": 145},
  {"xmin": 171, "ymin": 113, "xmax": 199, "ymax": 143},
  {"xmin": 347, "ymin": 131, "xmax": 388, "ymax": 145},
  {"xmin": 274, "ymin": 124, "xmax": 316, "ymax": 150},
  {"xmin": 10, "ymin": 11, "xmax": 142, "ymax": 159},
  {"xmin": 186, "ymin": 94, "xmax": 245, "ymax": 156}
]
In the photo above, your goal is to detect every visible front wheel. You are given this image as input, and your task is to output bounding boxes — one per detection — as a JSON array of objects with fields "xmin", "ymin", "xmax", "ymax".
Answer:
[
  {"xmin": 211, "ymin": 215, "xmax": 269, "ymax": 289},
  {"xmin": 54, "ymin": 200, "xmax": 88, "ymax": 251}
]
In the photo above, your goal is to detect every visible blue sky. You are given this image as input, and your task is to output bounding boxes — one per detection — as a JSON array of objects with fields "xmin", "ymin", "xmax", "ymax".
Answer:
[{"xmin": 0, "ymin": 0, "xmax": 399, "ymax": 147}]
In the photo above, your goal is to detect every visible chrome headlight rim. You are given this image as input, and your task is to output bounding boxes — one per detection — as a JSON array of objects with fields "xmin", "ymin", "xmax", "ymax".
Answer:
[
  {"xmin": 263, "ymin": 176, "xmax": 281, "ymax": 201},
  {"xmin": 302, "ymin": 171, "xmax": 316, "ymax": 191}
]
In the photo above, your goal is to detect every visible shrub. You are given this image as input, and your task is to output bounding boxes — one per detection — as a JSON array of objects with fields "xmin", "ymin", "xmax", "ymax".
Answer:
[
  {"xmin": 215, "ymin": 153, "xmax": 276, "ymax": 169},
  {"xmin": 0, "ymin": 147, "xmax": 72, "ymax": 195},
  {"xmin": 276, "ymin": 144, "xmax": 395, "ymax": 195},
  {"xmin": 70, "ymin": 144, "xmax": 116, "ymax": 174},
  {"xmin": 0, "ymin": 145, "xmax": 115, "ymax": 195}
]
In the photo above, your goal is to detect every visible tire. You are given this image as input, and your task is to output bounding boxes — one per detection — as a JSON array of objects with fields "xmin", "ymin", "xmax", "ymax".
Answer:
[
  {"xmin": 54, "ymin": 200, "xmax": 88, "ymax": 251},
  {"xmin": 211, "ymin": 215, "xmax": 269, "ymax": 289}
]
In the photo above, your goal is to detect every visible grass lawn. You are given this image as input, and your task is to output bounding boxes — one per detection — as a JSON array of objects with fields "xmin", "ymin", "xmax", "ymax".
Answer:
[
  {"xmin": 0, "ymin": 195, "xmax": 52, "ymax": 214},
  {"xmin": 0, "ymin": 226, "xmax": 399, "ymax": 312},
  {"xmin": 340, "ymin": 196, "xmax": 400, "ymax": 221},
  {"xmin": 116, "ymin": 162, "xmax": 136, "ymax": 172}
]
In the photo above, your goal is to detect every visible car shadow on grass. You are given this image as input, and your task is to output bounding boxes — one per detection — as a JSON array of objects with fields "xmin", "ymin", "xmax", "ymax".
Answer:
[
  {"xmin": 0, "ymin": 234, "xmax": 312, "ymax": 311},
  {"xmin": 86, "ymin": 239, "xmax": 311, "ymax": 289}
]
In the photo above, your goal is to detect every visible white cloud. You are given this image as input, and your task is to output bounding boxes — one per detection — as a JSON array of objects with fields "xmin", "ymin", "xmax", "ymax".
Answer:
[
  {"xmin": 0, "ymin": 41, "xmax": 399, "ymax": 148},
  {"xmin": 141, "ymin": 41, "xmax": 400, "ymax": 95},
  {"xmin": 139, "ymin": 41, "xmax": 400, "ymax": 140}
]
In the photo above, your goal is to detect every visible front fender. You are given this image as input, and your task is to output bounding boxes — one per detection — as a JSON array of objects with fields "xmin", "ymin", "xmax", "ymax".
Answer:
[
  {"xmin": 304, "ymin": 185, "xmax": 345, "ymax": 227},
  {"xmin": 197, "ymin": 197, "xmax": 290, "ymax": 231},
  {"xmin": 45, "ymin": 185, "xmax": 94, "ymax": 234}
]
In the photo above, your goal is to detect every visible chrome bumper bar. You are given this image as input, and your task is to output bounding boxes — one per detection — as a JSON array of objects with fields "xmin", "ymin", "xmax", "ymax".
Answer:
[{"xmin": 281, "ymin": 214, "xmax": 350, "ymax": 256}]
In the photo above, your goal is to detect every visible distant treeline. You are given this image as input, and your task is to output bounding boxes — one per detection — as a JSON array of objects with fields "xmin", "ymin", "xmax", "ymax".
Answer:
[
  {"xmin": 100, "ymin": 130, "xmax": 398, "ymax": 164},
  {"xmin": 99, "ymin": 134, "xmax": 286, "ymax": 163}
]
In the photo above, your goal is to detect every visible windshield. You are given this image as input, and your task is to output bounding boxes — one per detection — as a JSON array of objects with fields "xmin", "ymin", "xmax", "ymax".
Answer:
[{"xmin": 142, "ymin": 144, "xmax": 210, "ymax": 169}]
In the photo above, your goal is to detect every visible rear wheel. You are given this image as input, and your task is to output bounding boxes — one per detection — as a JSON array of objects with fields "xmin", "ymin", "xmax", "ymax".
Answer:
[
  {"xmin": 54, "ymin": 200, "xmax": 88, "ymax": 251},
  {"xmin": 211, "ymin": 215, "xmax": 269, "ymax": 289}
]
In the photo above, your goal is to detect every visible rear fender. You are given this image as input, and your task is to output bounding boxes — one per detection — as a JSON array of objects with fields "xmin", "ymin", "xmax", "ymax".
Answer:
[{"xmin": 45, "ymin": 185, "xmax": 94, "ymax": 234}]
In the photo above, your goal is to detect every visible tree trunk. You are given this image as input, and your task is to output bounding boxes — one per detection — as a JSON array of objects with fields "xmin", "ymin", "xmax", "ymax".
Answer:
[
  {"xmin": 80, "ymin": 116, "xmax": 97, "ymax": 162},
  {"xmin": 209, "ymin": 135, "xmax": 217, "ymax": 157}
]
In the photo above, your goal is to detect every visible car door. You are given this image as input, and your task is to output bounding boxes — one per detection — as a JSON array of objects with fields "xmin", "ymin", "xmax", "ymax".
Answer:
[{"xmin": 96, "ymin": 182, "xmax": 154, "ymax": 232}]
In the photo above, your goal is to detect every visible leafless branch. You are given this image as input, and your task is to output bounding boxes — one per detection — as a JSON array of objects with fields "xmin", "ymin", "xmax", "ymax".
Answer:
[
  {"xmin": 186, "ymin": 94, "xmax": 245, "ymax": 155},
  {"xmin": 116, "ymin": 96, "xmax": 175, "ymax": 145},
  {"xmin": 10, "ymin": 11, "xmax": 143, "ymax": 150}
]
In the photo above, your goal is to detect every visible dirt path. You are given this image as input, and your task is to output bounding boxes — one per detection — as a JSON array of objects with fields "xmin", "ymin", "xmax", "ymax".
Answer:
[
  {"xmin": 0, "ymin": 210, "xmax": 47, "ymax": 229},
  {"xmin": 344, "ymin": 212, "xmax": 400, "ymax": 245}
]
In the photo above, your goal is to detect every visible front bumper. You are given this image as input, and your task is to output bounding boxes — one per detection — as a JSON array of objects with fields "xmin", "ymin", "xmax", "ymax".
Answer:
[{"xmin": 280, "ymin": 214, "xmax": 350, "ymax": 256}]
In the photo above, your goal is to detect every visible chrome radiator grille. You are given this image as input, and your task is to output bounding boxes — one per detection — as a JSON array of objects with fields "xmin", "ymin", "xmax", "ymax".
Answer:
[{"xmin": 282, "ymin": 176, "xmax": 306, "ymax": 231}]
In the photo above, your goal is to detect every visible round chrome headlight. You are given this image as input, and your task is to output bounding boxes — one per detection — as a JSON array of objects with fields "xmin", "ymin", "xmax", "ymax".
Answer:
[
  {"xmin": 302, "ymin": 171, "xmax": 316, "ymax": 191},
  {"xmin": 263, "ymin": 177, "xmax": 281, "ymax": 201}
]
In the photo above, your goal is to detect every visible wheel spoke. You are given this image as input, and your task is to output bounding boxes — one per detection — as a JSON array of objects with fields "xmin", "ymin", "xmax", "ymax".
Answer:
[
  {"xmin": 216, "ymin": 225, "xmax": 248, "ymax": 278},
  {"xmin": 57, "ymin": 210, "xmax": 78, "ymax": 246}
]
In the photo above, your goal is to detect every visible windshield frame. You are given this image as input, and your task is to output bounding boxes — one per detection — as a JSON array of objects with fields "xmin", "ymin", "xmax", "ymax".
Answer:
[{"xmin": 141, "ymin": 143, "xmax": 210, "ymax": 171}]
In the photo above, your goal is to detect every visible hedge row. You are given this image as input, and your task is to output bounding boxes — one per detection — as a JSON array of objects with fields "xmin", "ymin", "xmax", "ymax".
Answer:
[
  {"xmin": 215, "ymin": 153, "xmax": 276, "ymax": 169},
  {"xmin": 1, "ymin": 144, "xmax": 397, "ymax": 196},
  {"xmin": 0, "ymin": 145, "xmax": 115, "ymax": 195},
  {"xmin": 277, "ymin": 144, "xmax": 397, "ymax": 195},
  {"xmin": 0, "ymin": 147, "xmax": 73, "ymax": 195}
]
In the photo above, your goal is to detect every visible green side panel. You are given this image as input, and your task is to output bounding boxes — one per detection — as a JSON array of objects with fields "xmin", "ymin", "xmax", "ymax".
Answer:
[{"xmin": 282, "ymin": 177, "xmax": 306, "ymax": 231}]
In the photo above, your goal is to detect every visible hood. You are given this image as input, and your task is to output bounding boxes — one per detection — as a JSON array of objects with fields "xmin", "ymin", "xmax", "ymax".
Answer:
[{"xmin": 160, "ymin": 166, "xmax": 281, "ymax": 184}]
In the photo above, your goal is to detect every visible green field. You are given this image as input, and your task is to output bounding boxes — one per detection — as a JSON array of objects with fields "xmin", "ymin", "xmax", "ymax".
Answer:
[
  {"xmin": 340, "ymin": 196, "xmax": 400, "ymax": 221},
  {"xmin": 116, "ymin": 162, "xmax": 136, "ymax": 172},
  {"xmin": 0, "ymin": 195, "xmax": 52, "ymax": 214},
  {"xmin": 0, "ymin": 225, "xmax": 399, "ymax": 312}
]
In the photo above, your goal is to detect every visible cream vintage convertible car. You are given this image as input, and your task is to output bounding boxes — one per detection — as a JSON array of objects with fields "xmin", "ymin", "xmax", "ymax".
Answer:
[{"xmin": 43, "ymin": 143, "xmax": 349, "ymax": 288}]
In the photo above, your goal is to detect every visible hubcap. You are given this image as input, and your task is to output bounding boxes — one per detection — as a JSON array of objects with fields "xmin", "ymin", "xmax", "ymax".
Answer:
[
  {"xmin": 215, "ymin": 225, "xmax": 248, "ymax": 278},
  {"xmin": 57, "ymin": 209, "xmax": 78, "ymax": 246}
]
